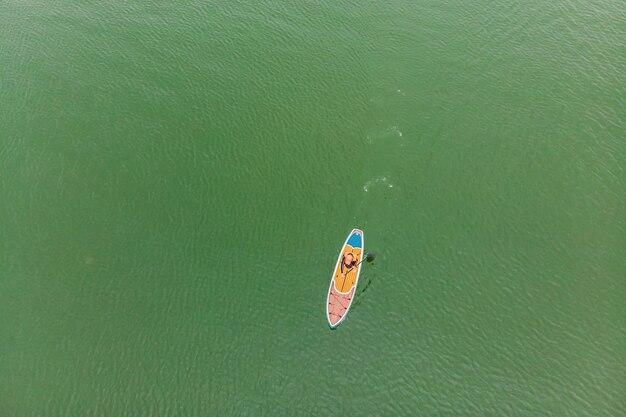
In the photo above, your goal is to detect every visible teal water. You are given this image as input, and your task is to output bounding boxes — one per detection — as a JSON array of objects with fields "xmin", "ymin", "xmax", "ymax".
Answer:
[{"xmin": 1, "ymin": 0, "xmax": 624, "ymax": 415}]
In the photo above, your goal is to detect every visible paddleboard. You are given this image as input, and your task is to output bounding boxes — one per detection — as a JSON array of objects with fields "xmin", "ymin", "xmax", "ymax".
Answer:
[{"xmin": 326, "ymin": 229, "xmax": 364, "ymax": 328}]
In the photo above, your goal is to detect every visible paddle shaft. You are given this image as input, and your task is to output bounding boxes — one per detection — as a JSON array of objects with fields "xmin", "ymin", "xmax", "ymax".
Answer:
[
  {"xmin": 341, "ymin": 255, "xmax": 367, "ymax": 292},
  {"xmin": 339, "ymin": 254, "xmax": 369, "ymax": 291}
]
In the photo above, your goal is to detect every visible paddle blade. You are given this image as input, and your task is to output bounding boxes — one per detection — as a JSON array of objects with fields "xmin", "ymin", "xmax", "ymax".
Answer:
[{"xmin": 365, "ymin": 252, "xmax": 376, "ymax": 262}]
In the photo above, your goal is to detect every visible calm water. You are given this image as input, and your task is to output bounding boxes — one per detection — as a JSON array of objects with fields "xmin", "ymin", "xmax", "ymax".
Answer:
[{"xmin": 1, "ymin": 0, "xmax": 624, "ymax": 415}]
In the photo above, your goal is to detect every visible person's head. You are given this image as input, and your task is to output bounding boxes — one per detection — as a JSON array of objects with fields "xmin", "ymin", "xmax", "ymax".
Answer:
[{"xmin": 344, "ymin": 253, "xmax": 354, "ymax": 265}]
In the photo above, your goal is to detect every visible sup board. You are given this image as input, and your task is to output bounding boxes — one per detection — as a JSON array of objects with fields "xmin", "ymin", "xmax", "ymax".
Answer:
[{"xmin": 326, "ymin": 229, "xmax": 364, "ymax": 328}]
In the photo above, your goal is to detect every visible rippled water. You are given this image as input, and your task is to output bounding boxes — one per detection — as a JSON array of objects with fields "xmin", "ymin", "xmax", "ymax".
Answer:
[{"xmin": 1, "ymin": 0, "xmax": 624, "ymax": 415}]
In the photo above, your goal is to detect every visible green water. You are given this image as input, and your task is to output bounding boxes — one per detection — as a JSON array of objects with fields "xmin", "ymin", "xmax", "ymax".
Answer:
[{"xmin": 1, "ymin": 0, "xmax": 624, "ymax": 415}]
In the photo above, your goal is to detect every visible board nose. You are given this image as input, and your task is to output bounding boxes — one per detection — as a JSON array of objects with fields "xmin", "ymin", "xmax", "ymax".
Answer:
[{"xmin": 346, "ymin": 231, "xmax": 362, "ymax": 249}]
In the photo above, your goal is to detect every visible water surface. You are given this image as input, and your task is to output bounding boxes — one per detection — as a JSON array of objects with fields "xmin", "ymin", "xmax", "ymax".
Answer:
[{"xmin": 1, "ymin": 0, "xmax": 624, "ymax": 415}]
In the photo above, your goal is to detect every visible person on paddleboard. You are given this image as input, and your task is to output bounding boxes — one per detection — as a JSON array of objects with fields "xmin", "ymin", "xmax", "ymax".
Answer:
[{"xmin": 342, "ymin": 253, "xmax": 357, "ymax": 272}]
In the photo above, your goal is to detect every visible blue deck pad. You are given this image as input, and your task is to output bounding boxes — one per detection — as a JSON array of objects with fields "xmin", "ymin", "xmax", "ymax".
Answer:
[{"xmin": 346, "ymin": 232, "xmax": 362, "ymax": 248}]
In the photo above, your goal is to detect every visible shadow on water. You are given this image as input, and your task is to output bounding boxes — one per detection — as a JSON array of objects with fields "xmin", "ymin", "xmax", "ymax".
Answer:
[{"xmin": 351, "ymin": 262, "xmax": 375, "ymax": 312}]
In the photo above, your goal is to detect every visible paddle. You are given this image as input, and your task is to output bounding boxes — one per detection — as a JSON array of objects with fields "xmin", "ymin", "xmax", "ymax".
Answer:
[
  {"xmin": 356, "ymin": 251, "xmax": 376, "ymax": 267},
  {"xmin": 340, "ymin": 252, "xmax": 376, "ymax": 292}
]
